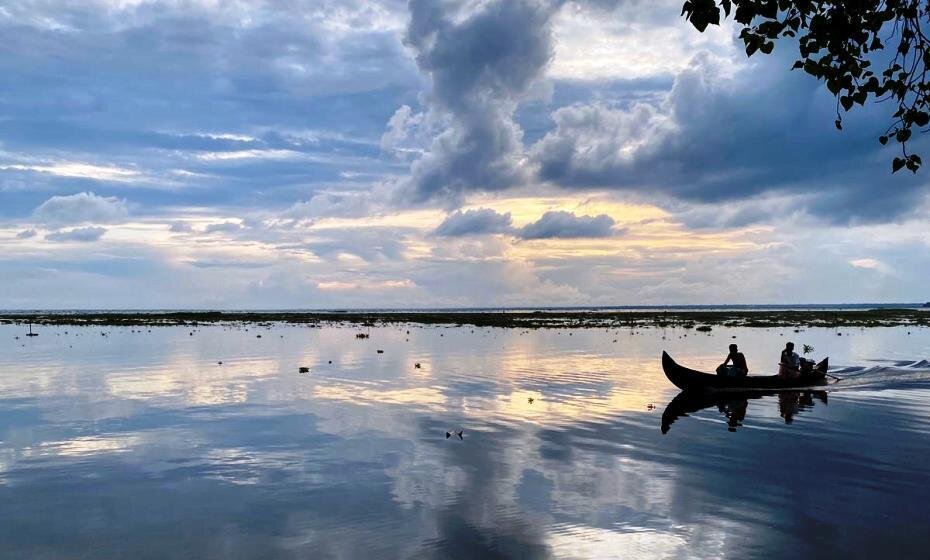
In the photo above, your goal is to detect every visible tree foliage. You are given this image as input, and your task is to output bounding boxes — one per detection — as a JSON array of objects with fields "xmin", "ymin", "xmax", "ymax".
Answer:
[{"xmin": 681, "ymin": 0, "xmax": 930, "ymax": 173}]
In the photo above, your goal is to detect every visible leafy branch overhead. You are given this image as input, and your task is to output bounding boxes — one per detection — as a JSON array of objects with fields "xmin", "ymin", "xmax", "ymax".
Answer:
[{"xmin": 681, "ymin": 0, "xmax": 930, "ymax": 173}]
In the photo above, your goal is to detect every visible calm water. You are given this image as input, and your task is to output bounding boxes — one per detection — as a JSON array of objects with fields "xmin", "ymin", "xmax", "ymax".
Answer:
[{"xmin": 2, "ymin": 323, "xmax": 930, "ymax": 559}]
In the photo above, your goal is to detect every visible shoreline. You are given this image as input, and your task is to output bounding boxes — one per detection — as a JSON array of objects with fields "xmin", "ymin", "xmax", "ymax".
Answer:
[{"xmin": 1, "ymin": 309, "xmax": 927, "ymax": 329}]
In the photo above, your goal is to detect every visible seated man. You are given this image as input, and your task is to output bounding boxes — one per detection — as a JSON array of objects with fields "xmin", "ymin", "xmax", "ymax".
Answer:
[
  {"xmin": 716, "ymin": 344, "xmax": 749, "ymax": 377},
  {"xmin": 779, "ymin": 342, "xmax": 801, "ymax": 378}
]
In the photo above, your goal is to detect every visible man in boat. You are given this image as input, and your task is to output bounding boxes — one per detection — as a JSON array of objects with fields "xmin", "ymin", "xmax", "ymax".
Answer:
[
  {"xmin": 779, "ymin": 342, "xmax": 809, "ymax": 378},
  {"xmin": 716, "ymin": 344, "xmax": 748, "ymax": 378}
]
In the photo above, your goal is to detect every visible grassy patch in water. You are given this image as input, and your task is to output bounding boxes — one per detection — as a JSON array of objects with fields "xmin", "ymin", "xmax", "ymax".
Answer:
[{"xmin": 1, "ymin": 308, "xmax": 928, "ymax": 329}]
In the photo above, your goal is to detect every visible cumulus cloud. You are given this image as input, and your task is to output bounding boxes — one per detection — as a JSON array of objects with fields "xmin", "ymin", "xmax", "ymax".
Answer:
[
  {"xmin": 45, "ymin": 226, "xmax": 106, "ymax": 243},
  {"xmin": 434, "ymin": 208, "xmax": 514, "ymax": 237},
  {"xmin": 518, "ymin": 210, "xmax": 617, "ymax": 239},
  {"xmin": 397, "ymin": 0, "xmax": 563, "ymax": 202},
  {"xmin": 16, "ymin": 229, "xmax": 37, "ymax": 239},
  {"xmin": 530, "ymin": 51, "xmax": 928, "ymax": 223},
  {"xmin": 169, "ymin": 222, "xmax": 193, "ymax": 233},
  {"xmin": 32, "ymin": 192, "xmax": 128, "ymax": 226}
]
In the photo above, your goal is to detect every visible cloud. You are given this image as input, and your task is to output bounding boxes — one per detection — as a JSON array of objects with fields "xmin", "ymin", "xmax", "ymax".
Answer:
[
  {"xmin": 1, "ymin": 162, "xmax": 141, "ymax": 182},
  {"xmin": 397, "ymin": 0, "xmax": 563, "ymax": 202},
  {"xmin": 317, "ymin": 279, "xmax": 416, "ymax": 292},
  {"xmin": 32, "ymin": 191, "xmax": 128, "ymax": 226},
  {"xmin": 0, "ymin": 0, "xmax": 416, "ymax": 219},
  {"xmin": 380, "ymin": 104, "xmax": 426, "ymax": 159},
  {"xmin": 530, "ymin": 51, "xmax": 929, "ymax": 223},
  {"xmin": 169, "ymin": 222, "xmax": 193, "ymax": 233},
  {"xmin": 434, "ymin": 208, "xmax": 514, "ymax": 237},
  {"xmin": 284, "ymin": 191, "xmax": 374, "ymax": 222},
  {"xmin": 45, "ymin": 226, "xmax": 106, "ymax": 242},
  {"xmin": 849, "ymin": 258, "xmax": 892, "ymax": 274},
  {"xmin": 16, "ymin": 229, "xmax": 37, "ymax": 239},
  {"xmin": 203, "ymin": 222, "xmax": 243, "ymax": 234},
  {"xmin": 187, "ymin": 259, "xmax": 274, "ymax": 269},
  {"xmin": 304, "ymin": 227, "xmax": 411, "ymax": 262},
  {"xmin": 518, "ymin": 210, "xmax": 616, "ymax": 239}
]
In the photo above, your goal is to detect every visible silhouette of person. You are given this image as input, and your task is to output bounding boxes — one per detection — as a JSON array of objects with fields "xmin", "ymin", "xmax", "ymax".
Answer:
[
  {"xmin": 779, "ymin": 342, "xmax": 801, "ymax": 378},
  {"xmin": 716, "ymin": 343, "xmax": 748, "ymax": 377}
]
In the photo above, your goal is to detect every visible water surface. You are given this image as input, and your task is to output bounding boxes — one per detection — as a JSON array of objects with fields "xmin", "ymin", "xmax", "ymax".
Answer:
[{"xmin": 1, "ymin": 323, "xmax": 929, "ymax": 558}]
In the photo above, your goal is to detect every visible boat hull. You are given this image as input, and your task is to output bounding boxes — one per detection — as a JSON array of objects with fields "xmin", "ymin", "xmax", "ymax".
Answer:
[{"xmin": 662, "ymin": 351, "xmax": 829, "ymax": 392}]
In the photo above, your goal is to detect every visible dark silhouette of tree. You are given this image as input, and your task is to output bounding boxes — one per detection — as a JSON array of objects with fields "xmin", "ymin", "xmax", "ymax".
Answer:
[{"xmin": 682, "ymin": 0, "xmax": 930, "ymax": 173}]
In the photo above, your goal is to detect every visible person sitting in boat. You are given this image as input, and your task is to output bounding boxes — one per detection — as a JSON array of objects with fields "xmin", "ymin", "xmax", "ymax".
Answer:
[
  {"xmin": 779, "ymin": 342, "xmax": 802, "ymax": 378},
  {"xmin": 716, "ymin": 344, "xmax": 748, "ymax": 378}
]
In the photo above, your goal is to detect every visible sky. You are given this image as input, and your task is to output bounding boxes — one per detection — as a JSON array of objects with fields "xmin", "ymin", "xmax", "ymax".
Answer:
[{"xmin": 1, "ymin": 0, "xmax": 929, "ymax": 309}]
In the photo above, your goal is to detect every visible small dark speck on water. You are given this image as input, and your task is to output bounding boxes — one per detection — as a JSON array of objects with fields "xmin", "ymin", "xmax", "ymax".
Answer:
[
  {"xmin": 298, "ymin": 367, "xmax": 310, "ymax": 373},
  {"xmin": 377, "ymin": 350, "xmax": 384, "ymax": 354}
]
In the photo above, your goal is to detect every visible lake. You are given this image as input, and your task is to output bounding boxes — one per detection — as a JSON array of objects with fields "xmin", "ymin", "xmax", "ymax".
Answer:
[{"xmin": 1, "ymin": 322, "xmax": 929, "ymax": 559}]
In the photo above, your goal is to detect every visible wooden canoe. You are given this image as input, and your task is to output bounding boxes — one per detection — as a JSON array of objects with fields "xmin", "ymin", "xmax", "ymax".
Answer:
[{"xmin": 662, "ymin": 351, "xmax": 829, "ymax": 392}]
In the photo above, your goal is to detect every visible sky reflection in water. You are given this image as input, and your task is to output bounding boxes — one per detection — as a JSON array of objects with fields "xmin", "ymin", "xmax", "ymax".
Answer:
[{"xmin": 1, "ymin": 323, "xmax": 930, "ymax": 559}]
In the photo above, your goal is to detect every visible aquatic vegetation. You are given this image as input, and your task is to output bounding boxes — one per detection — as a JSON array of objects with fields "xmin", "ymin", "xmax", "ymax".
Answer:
[{"xmin": 1, "ymin": 308, "xmax": 928, "ymax": 330}]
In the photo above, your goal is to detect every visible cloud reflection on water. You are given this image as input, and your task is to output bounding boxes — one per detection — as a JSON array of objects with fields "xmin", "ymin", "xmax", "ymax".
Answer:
[{"xmin": 0, "ymin": 324, "xmax": 929, "ymax": 558}]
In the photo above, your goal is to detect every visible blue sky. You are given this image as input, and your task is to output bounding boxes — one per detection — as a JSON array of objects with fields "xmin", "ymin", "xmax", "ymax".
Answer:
[{"xmin": 1, "ymin": 0, "xmax": 928, "ymax": 308}]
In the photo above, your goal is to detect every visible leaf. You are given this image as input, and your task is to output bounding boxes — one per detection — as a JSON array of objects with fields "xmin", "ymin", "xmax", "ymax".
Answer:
[
  {"xmin": 803, "ymin": 60, "xmax": 820, "ymax": 77},
  {"xmin": 840, "ymin": 96, "xmax": 854, "ymax": 111},
  {"xmin": 896, "ymin": 128, "xmax": 912, "ymax": 142},
  {"xmin": 892, "ymin": 157, "xmax": 905, "ymax": 173},
  {"xmin": 734, "ymin": 4, "xmax": 755, "ymax": 25},
  {"xmin": 760, "ymin": 41, "xmax": 774, "ymax": 54},
  {"xmin": 879, "ymin": 135, "xmax": 888, "ymax": 145},
  {"xmin": 834, "ymin": 119, "xmax": 843, "ymax": 130}
]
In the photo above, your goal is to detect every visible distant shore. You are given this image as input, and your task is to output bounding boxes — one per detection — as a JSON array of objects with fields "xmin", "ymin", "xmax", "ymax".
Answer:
[{"xmin": 1, "ymin": 309, "xmax": 927, "ymax": 329}]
